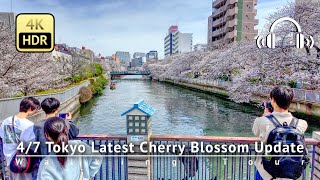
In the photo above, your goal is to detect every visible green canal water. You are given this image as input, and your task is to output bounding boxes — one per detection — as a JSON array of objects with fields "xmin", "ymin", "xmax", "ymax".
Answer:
[{"xmin": 75, "ymin": 77, "xmax": 319, "ymax": 137}]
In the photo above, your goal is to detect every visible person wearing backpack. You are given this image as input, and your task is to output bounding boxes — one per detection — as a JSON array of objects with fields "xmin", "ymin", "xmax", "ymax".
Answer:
[
  {"xmin": 37, "ymin": 117, "xmax": 102, "ymax": 180},
  {"xmin": 253, "ymin": 86, "xmax": 308, "ymax": 180},
  {"xmin": 0, "ymin": 97, "xmax": 40, "ymax": 180}
]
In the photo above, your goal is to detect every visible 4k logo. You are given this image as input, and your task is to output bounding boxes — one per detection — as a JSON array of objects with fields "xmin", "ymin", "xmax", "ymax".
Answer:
[{"xmin": 16, "ymin": 13, "xmax": 55, "ymax": 52}]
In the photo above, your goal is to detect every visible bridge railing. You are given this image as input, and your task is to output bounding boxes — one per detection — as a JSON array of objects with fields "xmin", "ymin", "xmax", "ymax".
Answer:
[
  {"xmin": 76, "ymin": 135, "xmax": 128, "ymax": 180},
  {"xmin": 110, "ymin": 71, "xmax": 151, "ymax": 75},
  {"xmin": 151, "ymin": 135, "xmax": 320, "ymax": 180},
  {"xmin": 1, "ymin": 134, "xmax": 319, "ymax": 180}
]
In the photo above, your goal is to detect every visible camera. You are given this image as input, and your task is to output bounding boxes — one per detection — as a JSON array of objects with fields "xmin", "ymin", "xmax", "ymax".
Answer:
[{"xmin": 261, "ymin": 102, "xmax": 273, "ymax": 113}]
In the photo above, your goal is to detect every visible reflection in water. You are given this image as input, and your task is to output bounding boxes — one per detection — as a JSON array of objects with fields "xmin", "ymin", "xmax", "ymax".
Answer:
[{"xmin": 75, "ymin": 78, "xmax": 318, "ymax": 137}]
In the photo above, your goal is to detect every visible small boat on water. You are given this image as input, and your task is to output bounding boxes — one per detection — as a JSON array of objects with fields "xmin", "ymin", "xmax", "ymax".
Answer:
[{"xmin": 110, "ymin": 82, "xmax": 116, "ymax": 90}]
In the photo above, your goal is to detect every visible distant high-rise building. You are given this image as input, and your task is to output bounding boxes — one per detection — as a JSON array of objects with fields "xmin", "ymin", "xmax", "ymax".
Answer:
[
  {"xmin": 133, "ymin": 52, "xmax": 146, "ymax": 59},
  {"xmin": 208, "ymin": 0, "xmax": 258, "ymax": 46},
  {"xmin": 194, "ymin": 44, "xmax": 208, "ymax": 52},
  {"xmin": 115, "ymin": 51, "xmax": 131, "ymax": 67},
  {"xmin": 0, "ymin": 12, "xmax": 15, "ymax": 31},
  {"xmin": 131, "ymin": 57, "xmax": 144, "ymax": 68},
  {"xmin": 164, "ymin": 26, "xmax": 193, "ymax": 57},
  {"xmin": 146, "ymin": 51, "xmax": 158, "ymax": 61}
]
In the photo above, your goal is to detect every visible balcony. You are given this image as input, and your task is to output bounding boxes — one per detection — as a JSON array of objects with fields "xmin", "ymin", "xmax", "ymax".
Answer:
[
  {"xmin": 226, "ymin": 0, "xmax": 237, "ymax": 6},
  {"xmin": 225, "ymin": 30, "xmax": 237, "ymax": 40},
  {"xmin": 213, "ymin": 0, "xmax": 225, "ymax": 8},
  {"xmin": 212, "ymin": 18, "xmax": 225, "ymax": 27},
  {"xmin": 226, "ymin": 18, "xmax": 237, "ymax": 29},
  {"xmin": 212, "ymin": 28, "xmax": 225, "ymax": 37},
  {"xmin": 225, "ymin": 7, "xmax": 238, "ymax": 17},
  {"xmin": 212, "ymin": 6, "xmax": 225, "ymax": 17},
  {"xmin": 212, "ymin": 38, "xmax": 224, "ymax": 45}
]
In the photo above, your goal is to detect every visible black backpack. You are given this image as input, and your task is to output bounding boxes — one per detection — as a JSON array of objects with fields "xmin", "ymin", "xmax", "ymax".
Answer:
[{"xmin": 262, "ymin": 115, "xmax": 309, "ymax": 179}]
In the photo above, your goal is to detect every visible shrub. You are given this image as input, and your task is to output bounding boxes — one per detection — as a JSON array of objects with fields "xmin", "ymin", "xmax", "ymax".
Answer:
[
  {"xmin": 79, "ymin": 86, "xmax": 93, "ymax": 104},
  {"xmin": 94, "ymin": 64, "xmax": 104, "ymax": 76},
  {"xmin": 73, "ymin": 75, "xmax": 82, "ymax": 83},
  {"xmin": 88, "ymin": 75, "xmax": 108, "ymax": 95},
  {"xmin": 288, "ymin": 80, "xmax": 297, "ymax": 88}
]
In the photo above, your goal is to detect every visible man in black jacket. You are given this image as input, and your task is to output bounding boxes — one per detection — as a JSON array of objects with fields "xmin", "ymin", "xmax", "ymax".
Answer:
[{"xmin": 33, "ymin": 97, "xmax": 79, "ymax": 157}]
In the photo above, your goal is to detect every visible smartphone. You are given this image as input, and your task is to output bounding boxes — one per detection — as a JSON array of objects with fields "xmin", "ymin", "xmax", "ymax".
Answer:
[
  {"xmin": 261, "ymin": 102, "xmax": 274, "ymax": 112},
  {"xmin": 59, "ymin": 113, "xmax": 68, "ymax": 119}
]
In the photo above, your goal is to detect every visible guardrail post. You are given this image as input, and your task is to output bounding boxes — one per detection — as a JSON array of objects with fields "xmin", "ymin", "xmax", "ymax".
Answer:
[{"xmin": 312, "ymin": 131, "xmax": 320, "ymax": 180}]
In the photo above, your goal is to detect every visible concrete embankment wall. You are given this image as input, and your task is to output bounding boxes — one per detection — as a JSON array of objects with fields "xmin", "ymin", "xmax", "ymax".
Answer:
[
  {"xmin": 162, "ymin": 80, "xmax": 320, "ymax": 118},
  {"xmin": 0, "ymin": 81, "xmax": 89, "ymax": 123}
]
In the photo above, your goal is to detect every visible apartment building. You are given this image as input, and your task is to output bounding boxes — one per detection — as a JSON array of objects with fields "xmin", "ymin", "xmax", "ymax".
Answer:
[
  {"xmin": 131, "ymin": 57, "xmax": 144, "ymax": 68},
  {"xmin": 133, "ymin": 52, "xmax": 146, "ymax": 59},
  {"xmin": 208, "ymin": 0, "xmax": 258, "ymax": 46},
  {"xmin": 164, "ymin": 26, "xmax": 193, "ymax": 57},
  {"xmin": 146, "ymin": 51, "xmax": 158, "ymax": 61},
  {"xmin": 115, "ymin": 51, "xmax": 131, "ymax": 67}
]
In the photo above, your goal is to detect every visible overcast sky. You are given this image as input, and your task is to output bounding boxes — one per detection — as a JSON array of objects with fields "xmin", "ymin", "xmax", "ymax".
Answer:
[{"xmin": 0, "ymin": 0, "xmax": 293, "ymax": 59}]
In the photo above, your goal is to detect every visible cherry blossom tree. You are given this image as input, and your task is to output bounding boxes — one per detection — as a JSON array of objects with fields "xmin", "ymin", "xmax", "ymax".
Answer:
[
  {"xmin": 0, "ymin": 26, "xmax": 66, "ymax": 97},
  {"xmin": 144, "ymin": 1, "xmax": 320, "ymax": 103}
]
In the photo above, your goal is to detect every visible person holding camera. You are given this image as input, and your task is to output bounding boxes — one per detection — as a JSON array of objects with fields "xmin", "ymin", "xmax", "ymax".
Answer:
[
  {"xmin": 33, "ymin": 98, "xmax": 79, "ymax": 157},
  {"xmin": 252, "ymin": 86, "xmax": 308, "ymax": 180}
]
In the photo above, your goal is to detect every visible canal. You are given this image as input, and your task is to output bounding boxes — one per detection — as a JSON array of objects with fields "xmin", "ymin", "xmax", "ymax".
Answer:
[{"xmin": 75, "ymin": 77, "xmax": 319, "ymax": 137}]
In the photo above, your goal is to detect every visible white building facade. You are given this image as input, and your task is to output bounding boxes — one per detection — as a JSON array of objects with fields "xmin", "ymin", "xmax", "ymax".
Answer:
[{"xmin": 164, "ymin": 26, "xmax": 193, "ymax": 57}]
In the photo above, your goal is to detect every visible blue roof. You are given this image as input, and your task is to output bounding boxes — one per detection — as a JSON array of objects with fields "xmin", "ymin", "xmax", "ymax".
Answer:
[{"xmin": 121, "ymin": 99, "xmax": 155, "ymax": 117}]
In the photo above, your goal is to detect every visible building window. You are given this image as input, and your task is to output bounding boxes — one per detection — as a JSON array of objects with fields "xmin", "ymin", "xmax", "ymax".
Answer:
[{"xmin": 128, "ymin": 116, "xmax": 133, "ymax": 120}]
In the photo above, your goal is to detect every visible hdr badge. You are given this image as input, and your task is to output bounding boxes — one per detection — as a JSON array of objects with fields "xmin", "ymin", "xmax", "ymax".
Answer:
[{"xmin": 16, "ymin": 13, "xmax": 55, "ymax": 52}]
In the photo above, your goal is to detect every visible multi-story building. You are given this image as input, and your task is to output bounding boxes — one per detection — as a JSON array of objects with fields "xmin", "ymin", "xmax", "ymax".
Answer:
[
  {"xmin": 194, "ymin": 44, "xmax": 208, "ymax": 52},
  {"xmin": 55, "ymin": 44, "xmax": 72, "ymax": 55},
  {"xmin": 133, "ymin": 52, "xmax": 146, "ymax": 59},
  {"xmin": 115, "ymin": 51, "xmax": 131, "ymax": 67},
  {"xmin": 80, "ymin": 47, "xmax": 95, "ymax": 61},
  {"xmin": 208, "ymin": 0, "xmax": 258, "ymax": 46},
  {"xmin": 131, "ymin": 57, "xmax": 143, "ymax": 68},
  {"xmin": 164, "ymin": 26, "xmax": 193, "ymax": 57},
  {"xmin": 0, "ymin": 12, "xmax": 15, "ymax": 31},
  {"xmin": 146, "ymin": 51, "xmax": 158, "ymax": 61}
]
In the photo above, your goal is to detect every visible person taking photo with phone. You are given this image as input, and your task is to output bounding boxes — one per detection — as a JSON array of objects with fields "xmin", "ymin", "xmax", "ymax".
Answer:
[{"xmin": 33, "ymin": 97, "xmax": 79, "ymax": 157}]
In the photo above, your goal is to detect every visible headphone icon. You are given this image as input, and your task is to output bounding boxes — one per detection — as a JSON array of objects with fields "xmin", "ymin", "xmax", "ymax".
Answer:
[{"xmin": 256, "ymin": 17, "xmax": 314, "ymax": 49}]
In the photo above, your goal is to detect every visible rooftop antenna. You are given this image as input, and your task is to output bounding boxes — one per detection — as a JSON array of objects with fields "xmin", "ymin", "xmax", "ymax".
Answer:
[{"xmin": 10, "ymin": 0, "xmax": 13, "ymax": 12}]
